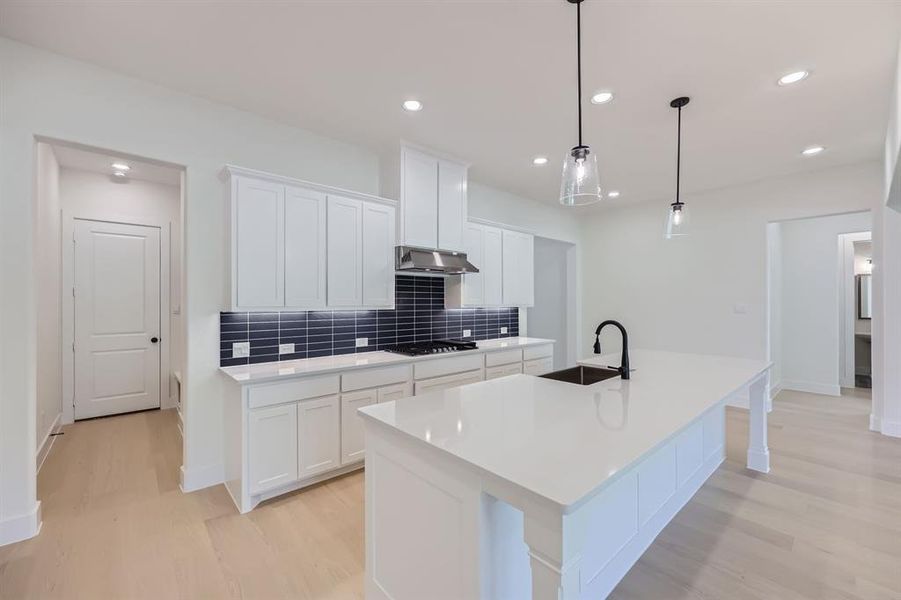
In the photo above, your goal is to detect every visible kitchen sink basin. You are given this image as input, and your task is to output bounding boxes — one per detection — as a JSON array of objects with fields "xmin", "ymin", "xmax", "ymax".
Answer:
[{"xmin": 539, "ymin": 365, "xmax": 621, "ymax": 386}]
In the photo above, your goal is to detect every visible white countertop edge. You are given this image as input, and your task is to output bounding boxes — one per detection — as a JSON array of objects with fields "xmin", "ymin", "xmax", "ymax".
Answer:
[{"xmin": 219, "ymin": 337, "xmax": 556, "ymax": 384}]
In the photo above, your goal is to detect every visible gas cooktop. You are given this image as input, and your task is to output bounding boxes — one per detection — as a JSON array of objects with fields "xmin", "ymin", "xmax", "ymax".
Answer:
[{"xmin": 383, "ymin": 340, "xmax": 478, "ymax": 356}]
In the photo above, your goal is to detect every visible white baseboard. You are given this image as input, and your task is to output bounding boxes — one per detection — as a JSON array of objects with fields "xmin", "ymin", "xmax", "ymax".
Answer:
[
  {"xmin": 725, "ymin": 390, "xmax": 749, "ymax": 409},
  {"xmin": 880, "ymin": 418, "xmax": 901, "ymax": 438},
  {"xmin": 769, "ymin": 382, "xmax": 783, "ymax": 399},
  {"xmin": 781, "ymin": 380, "xmax": 841, "ymax": 397},
  {"xmin": 36, "ymin": 413, "xmax": 62, "ymax": 473},
  {"xmin": 869, "ymin": 414, "xmax": 882, "ymax": 432},
  {"xmin": 180, "ymin": 463, "xmax": 224, "ymax": 493},
  {"xmin": 0, "ymin": 502, "xmax": 41, "ymax": 547}
]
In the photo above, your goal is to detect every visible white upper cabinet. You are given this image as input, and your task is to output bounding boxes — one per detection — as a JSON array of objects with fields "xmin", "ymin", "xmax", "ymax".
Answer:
[
  {"xmin": 395, "ymin": 145, "xmax": 468, "ymax": 252},
  {"xmin": 225, "ymin": 166, "xmax": 397, "ymax": 311},
  {"xmin": 327, "ymin": 195, "xmax": 363, "ymax": 307},
  {"xmin": 502, "ymin": 229, "xmax": 534, "ymax": 307},
  {"xmin": 437, "ymin": 160, "xmax": 467, "ymax": 252},
  {"xmin": 401, "ymin": 147, "xmax": 439, "ymax": 248},
  {"xmin": 482, "ymin": 225, "xmax": 504, "ymax": 306},
  {"xmin": 233, "ymin": 176, "xmax": 285, "ymax": 308},
  {"xmin": 461, "ymin": 224, "xmax": 484, "ymax": 306},
  {"xmin": 362, "ymin": 202, "xmax": 396, "ymax": 307},
  {"xmin": 284, "ymin": 186, "xmax": 326, "ymax": 308}
]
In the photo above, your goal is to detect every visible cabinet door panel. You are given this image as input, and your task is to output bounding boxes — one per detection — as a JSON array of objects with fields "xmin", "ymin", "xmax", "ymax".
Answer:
[
  {"xmin": 437, "ymin": 160, "xmax": 467, "ymax": 252},
  {"xmin": 327, "ymin": 195, "xmax": 363, "ymax": 307},
  {"xmin": 235, "ymin": 177, "xmax": 284, "ymax": 308},
  {"xmin": 362, "ymin": 202, "xmax": 396, "ymax": 307},
  {"xmin": 298, "ymin": 395, "xmax": 341, "ymax": 478},
  {"xmin": 402, "ymin": 148, "xmax": 439, "ymax": 248},
  {"xmin": 341, "ymin": 389, "xmax": 377, "ymax": 465},
  {"xmin": 461, "ymin": 224, "xmax": 484, "ymax": 306},
  {"xmin": 482, "ymin": 226, "xmax": 503, "ymax": 306},
  {"xmin": 377, "ymin": 381, "xmax": 413, "ymax": 403},
  {"xmin": 248, "ymin": 403, "xmax": 298, "ymax": 494},
  {"xmin": 284, "ymin": 186, "xmax": 327, "ymax": 308}
]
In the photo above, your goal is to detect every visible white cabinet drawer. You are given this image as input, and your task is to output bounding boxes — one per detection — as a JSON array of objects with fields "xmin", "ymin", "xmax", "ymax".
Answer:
[
  {"xmin": 485, "ymin": 362, "xmax": 523, "ymax": 380},
  {"xmin": 377, "ymin": 381, "xmax": 413, "ymax": 403},
  {"xmin": 247, "ymin": 374, "xmax": 340, "ymax": 409},
  {"xmin": 523, "ymin": 344, "xmax": 554, "ymax": 361},
  {"xmin": 485, "ymin": 348, "xmax": 523, "ymax": 367},
  {"xmin": 414, "ymin": 353, "xmax": 484, "ymax": 380},
  {"xmin": 414, "ymin": 369, "xmax": 484, "ymax": 395},
  {"xmin": 523, "ymin": 357, "xmax": 554, "ymax": 376},
  {"xmin": 341, "ymin": 364, "xmax": 411, "ymax": 392}
]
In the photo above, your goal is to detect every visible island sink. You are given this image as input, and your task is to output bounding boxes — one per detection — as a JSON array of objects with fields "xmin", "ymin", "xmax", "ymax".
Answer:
[{"xmin": 540, "ymin": 365, "xmax": 620, "ymax": 385}]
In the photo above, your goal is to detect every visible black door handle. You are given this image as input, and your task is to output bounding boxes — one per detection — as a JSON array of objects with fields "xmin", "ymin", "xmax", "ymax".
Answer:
[{"xmin": 151, "ymin": 337, "xmax": 159, "ymax": 344}]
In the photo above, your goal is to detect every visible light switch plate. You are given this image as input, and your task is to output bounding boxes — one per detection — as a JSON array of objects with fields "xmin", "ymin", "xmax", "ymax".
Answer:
[
  {"xmin": 279, "ymin": 343, "xmax": 294, "ymax": 355},
  {"xmin": 463, "ymin": 329, "xmax": 472, "ymax": 338},
  {"xmin": 232, "ymin": 342, "xmax": 250, "ymax": 358},
  {"xmin": 355, "ymin": 337, "xmax": 369, "ymax": 348},
  {"xmin": 500, "ymin": 327, "xmax": 508, "ymax": 334}
]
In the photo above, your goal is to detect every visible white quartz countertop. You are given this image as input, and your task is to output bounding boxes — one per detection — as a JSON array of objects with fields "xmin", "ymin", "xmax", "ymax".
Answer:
[
  {"xmin": 359, "ymin": 349, "xmax": 770, "ymax": 511},
  {"xmin": 219, "ymin": 337, "xmax": 555, "ymax": 384}
]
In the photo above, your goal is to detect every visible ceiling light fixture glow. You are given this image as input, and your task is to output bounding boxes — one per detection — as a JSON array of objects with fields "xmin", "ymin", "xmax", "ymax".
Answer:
[
  {"xmin": 532, "ymin": 156, "xmax": 548, "ymax": 165},
  {"xmin": 590, "ymin": 91, "xmax": 614, "ymax": 104},
  {"xmin": 111, "ymin": 162, "xmax": 130, "ymax": 171},
  {"xmin": 402, "ymin": 99, "xmax": 423, "ymax": 112},
  {"xmin": 607, "ymin": 190, "xmax": 620, "ymax": 198},
  {"xmin": 778, "ymin": 70, "xmax": 809, "ymax": 86},
  {"xmin": 801, "ymin": 145, "xmax": 825, "ymax": 156}
]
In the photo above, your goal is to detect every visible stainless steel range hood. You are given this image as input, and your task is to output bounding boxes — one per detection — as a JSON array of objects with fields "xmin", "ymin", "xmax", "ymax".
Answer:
[{"xmin": 395, "ymin": 246, "xmax": 479, "ymax": 275}]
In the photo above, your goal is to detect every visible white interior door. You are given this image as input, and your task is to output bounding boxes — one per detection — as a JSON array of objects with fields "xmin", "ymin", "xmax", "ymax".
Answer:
[{"xmin": 74, "ymin": 219, "xmax": 161, "ymax": 419}]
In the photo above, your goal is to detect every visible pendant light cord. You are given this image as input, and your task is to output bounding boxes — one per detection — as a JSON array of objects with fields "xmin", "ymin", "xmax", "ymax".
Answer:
[
  {"xmin": 675, "ymin": 105, "xmax": 682, "ymax": 205},
  {"xmin": 576, "ymin": 0, "xmax": 583, "ymax": 147}
]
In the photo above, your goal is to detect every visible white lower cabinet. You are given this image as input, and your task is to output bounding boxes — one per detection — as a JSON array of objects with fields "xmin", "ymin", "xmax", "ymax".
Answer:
[
  {"xmin": 414, "ymin": 369, "xmax": 484, "ymax": 395},
  {"xmin": 297, "ymin": 395, "xmax": 341, "ymax": 478},
  {"xmin": 248, "ymin": 403, "xmax": 298, "ymax": 495},
  {"xmin": 341, "ymin": 388, "xmax": 377, "ymax": 465},
  {"xmin": 377, "ymin": 381, "xmax": 413, "ymax": 403},
  {"xmin": 523, "ymin": 356, "xmax": 554, "ymax": 376},
  {"xmin": 485, "ymin": 362, "xmax": 523, "ymax": 380}
]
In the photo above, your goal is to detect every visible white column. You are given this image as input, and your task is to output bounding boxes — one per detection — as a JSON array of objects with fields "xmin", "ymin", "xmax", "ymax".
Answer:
[
  {"xmin": 746, "ymin": 372, "xmax": 770, "ymax": 473},
  {"xmin": 523, "ymin": 512, "xmax": 582, "ymax": 600}
]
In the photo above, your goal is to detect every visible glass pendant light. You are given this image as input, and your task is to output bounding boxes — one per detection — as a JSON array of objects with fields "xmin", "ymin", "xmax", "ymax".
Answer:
[
  {"xmin": 560, "ymin": 0, "xmax": 602, "ymax": 206},
  {"xmin": 665, "ymin": 96, "xmax": 691, "ymax": 239}
]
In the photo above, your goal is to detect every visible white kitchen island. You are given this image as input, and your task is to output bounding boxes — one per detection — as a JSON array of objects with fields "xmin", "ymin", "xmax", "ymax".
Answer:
[{"xmin": 359, "ymin": 349, "xmax": 771, "ymax": 600}]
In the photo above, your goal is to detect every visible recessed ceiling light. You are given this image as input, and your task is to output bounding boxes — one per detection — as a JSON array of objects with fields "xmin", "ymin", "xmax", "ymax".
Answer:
[
  {"xmin": 402, "ymin": 99, "xmax": 423, "ymax": 112},
  {"xmin": 607, "ymin": 190, "xmax": 620, "ymax": 198},
  {"xmin": 778, "ymin": 70, "xmax": 809, "ymax": 86},
  {"xmin": 532, "ymin": 156, "xmax": 548, "ymax": 165},
  {"xmin": 801, "ymin": 145, "xmax": 825, "ymax": 156},
  {"xmin": 590, "ymin": 91, "xmax": 614, "ymax": 104},
  {"xmin": 111, "ymin": 162, "xmax": 130, "ymax": 171}
]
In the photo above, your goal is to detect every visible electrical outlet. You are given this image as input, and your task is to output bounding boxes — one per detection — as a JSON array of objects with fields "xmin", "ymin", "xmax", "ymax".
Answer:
[
  {"xmin": 463, "ymin": 329, "xmax": 472, "ymax": 338},
  {"xmin": 232, "ymin": 342, "xmax": 250, "ymax": 358},
  {"xmin": 355, "ymin": 337, "xmax": 369, "ymax": 348},
  {"xmin": 279, "ymin": 343, "xmax": 294, "ymax": 355},
  {"xmin": 500, "ymin": 327, "xmax": 508, "ymax": 334}
]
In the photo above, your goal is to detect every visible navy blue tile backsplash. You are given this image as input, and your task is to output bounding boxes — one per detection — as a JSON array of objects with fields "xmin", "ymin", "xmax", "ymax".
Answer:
[{"xmin": 220, "ymin": 275, "xmax": 520, "ymax": 366}]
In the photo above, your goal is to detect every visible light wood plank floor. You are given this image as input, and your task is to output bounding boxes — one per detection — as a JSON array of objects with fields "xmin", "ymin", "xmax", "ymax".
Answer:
[{"xmin": 1, "ymin": 388, "xmax": 899, "ymax": 599}]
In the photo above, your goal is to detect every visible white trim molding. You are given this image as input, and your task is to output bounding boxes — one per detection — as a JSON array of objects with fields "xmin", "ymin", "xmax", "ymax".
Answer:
[
  {"xmin": 36, "ymin": 413, "xmax": 62, "ymax": 473},
  {"xmin": 781, "ymin": 380, "xmax": 841, "ymax": 397},
  {"xmin": 179, "ymin": 463, "xmax": 225, "ymax": 493},
  {"xmin": 0, "ymin": 502, "xmax": 41, "ymax": 547},
  {"xmin": 881, "ymin": 418, "xmax": 901, "ymax": 438}
]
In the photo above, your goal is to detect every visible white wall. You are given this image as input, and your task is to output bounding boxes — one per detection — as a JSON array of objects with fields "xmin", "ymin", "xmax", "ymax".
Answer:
[
  {"xmin": 528, "ymin": 237, "xmax": 574, "ymax": 370},
  {"xmin": 0, "ymin": 37, "xmax": 382, "ymax": 537},
  {"xmin": 886, "ymin": 41, "xmax": 901, "ymax": 209},
  {"xmin": 777, "ymin": 212, "xmax": 871, "ymax": 397},
  {"xmin": 58, "ymin": 167, "xmax": 182, "ymax": 406},
  {"xmin": 579, "ymin": 162, "xmax": 882, "ymax": 368},
  {"xmin": 766, "ymin": 223, "xmax": 782, "ymax": 393},
  {"xmin": 34, "ymin": 143, "xmax": 61, "ymax": 456}
]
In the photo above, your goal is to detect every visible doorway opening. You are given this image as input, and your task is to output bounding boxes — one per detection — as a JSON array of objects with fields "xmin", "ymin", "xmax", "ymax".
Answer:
[
  {"xmin": 33, "ymin": 139, "xmax": 185, "ymax": 471},
  {"xmin": 526, "ymin": 236, "xmax": 578, "ymax": 369},
  {"xmin": 766, "ymin": 211, "xmax": 872, "ymax": 413}
]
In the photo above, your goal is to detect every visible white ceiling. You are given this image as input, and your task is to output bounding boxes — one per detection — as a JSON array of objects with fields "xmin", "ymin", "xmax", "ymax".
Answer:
[
  {"xmin": 3, "ymin": 1, "xmax": 900, "ymax": 208},
  {"xmin": 51, "ymin": 143, "xmax": 183, "ymax": 186}
]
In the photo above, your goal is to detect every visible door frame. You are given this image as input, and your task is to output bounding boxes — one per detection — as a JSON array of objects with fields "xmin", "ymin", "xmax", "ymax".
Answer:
[
  {"xmin": 61, "ymin": 211, "xmax": 171, "ymax": 424},
  {"xmin": 838, "ymin": 231, "xmax": 872, "ymax": 389}
]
